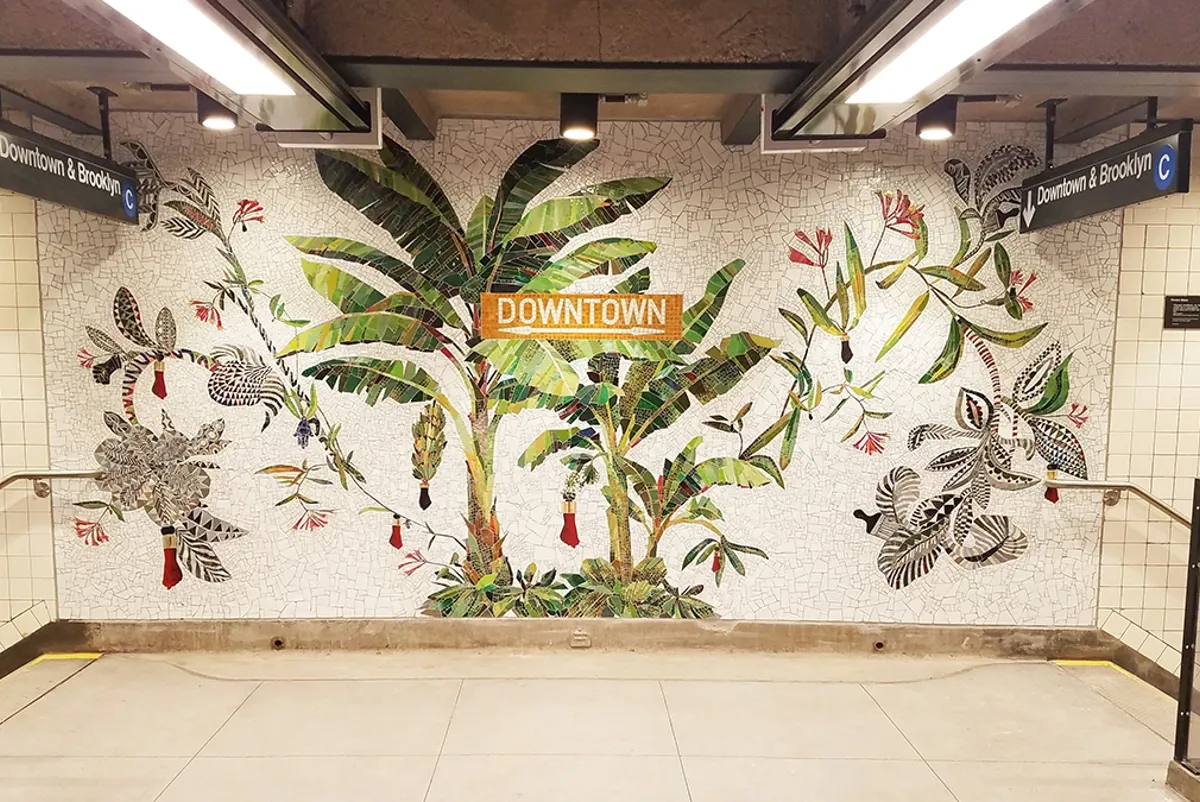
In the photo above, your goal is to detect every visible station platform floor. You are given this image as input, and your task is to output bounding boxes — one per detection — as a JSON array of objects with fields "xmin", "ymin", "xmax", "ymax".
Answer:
[{"xmin": 0, "ymin": 649, "xmax": 1180, "ymax": 801}]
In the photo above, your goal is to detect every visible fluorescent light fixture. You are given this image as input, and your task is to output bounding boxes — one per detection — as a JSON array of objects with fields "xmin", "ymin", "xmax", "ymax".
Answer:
[
  {"xmin": 848, "ymin": 0, "xmax": 1053, "ymax": 105},
  {"xmin": 99, "ymin": 0, "xmax": 295, "ymax": 96}
]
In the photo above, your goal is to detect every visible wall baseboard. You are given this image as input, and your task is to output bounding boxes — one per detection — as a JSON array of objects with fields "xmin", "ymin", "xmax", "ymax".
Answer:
[
  {"xmin": 1169, "ymin": 761, "xmax": 1200, "ymax": 802},
  {"xmin": 64, "ymin": 617, "xmax": 1115, "ymax": 656},
  {"xmin": 1, "ymin": 619, "xmax": 1177, "ymax": 701}
]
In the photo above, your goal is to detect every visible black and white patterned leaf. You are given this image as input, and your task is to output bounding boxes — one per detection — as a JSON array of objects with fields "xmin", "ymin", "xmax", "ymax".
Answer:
[
  {"xmin": 908, "ymin": 424, "xmax": 965, "ymax": 450},
  {"xmin": 184, "ymin": 168, "xmax": 221, "ymax": 221},
  {"xmin": 954, "ymin": 388, "xmax": 993, "ymax": 432},
  {"xmin": 182, "ymin": 507, "xmax": 248, "ymax": 543},
  {"xmin": 949, "ymin": 502, "xmax": 975, "ymax": 554},
  {"xmin": 927, "ymin": 446, "xmax": 976, "ymax": 472},
  {"xmin": 161, "ymin": 216, "xmax": 208, "ymax": 240},
  {"xmin": 86, "ymin": 326, "xmax": 124, "ymax": 355},
  {"xmin": 983, "ymin": 458, "xmax": 1039, "ymax": 490},
  {"xmin": 1029, "ymin": 416, "xmax": 1088, "ymax": 479},
  {"xmin": 207, "ymin": 362, "xmax": 286, "ymax": 430},
  {"xmin": 155, "ymin": 308, "xmax": 176, "ymax": 351},
  {"xmin": 879, "ymin": 527, "xmax": 942, "ymax": 589},
  {"xmin": 211, "ymin": 344, "xmax": 264, "ymax": 365},
  {"xmin": 906, "ymin": 492, "xmax": 963, "ymax": 534},
  {"xmin": 1012, "ymin": 343, "xmax": 1062, "ymax": 405},
  {"xmin": 974, "ymin": 145, "xmax": 1039, "ymax": 208},
  {"xmin": 876, "ymin": 467, "xmax": 921, "ymax": 522},
  {"xmin": 113, "ymin": 288, "xmax": 156, "ymax": 347},
  {"xmin": 944, "ymin": 159, "xmax": 971, "ymax": 204},
  {"xmin": 176, "ymin": 534, "xmax": 231, "ymax": 582},
  {"xmin": 953, "ymin": 514, "xmax": 1028, "ymax": 566},
  {"xmin": 943, "ymin": 458, "xmax": 978, "ymax": 495}
]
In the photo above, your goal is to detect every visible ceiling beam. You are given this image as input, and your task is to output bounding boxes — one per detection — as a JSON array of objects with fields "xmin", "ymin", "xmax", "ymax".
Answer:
[
  {"xmin": 381, "ymin": 87, "xmax": 437, "ymax": 141},
  {"xmin": 0, "ymin": 82, "xmax": 101, "ymax": 134},
  {"xmin": 1052, "ymin": 96, "xmax": 1150, "ymax": 143},
  {"xmin": 0, "ymin": 51, "xmax": 812, "ymax": 97},
  {"xmin": 720, "ymin": 94, "xmax": 760, "ymax": 146},
  {"xmin": 962, "ymin": 66, "xmax": 1200, "ymax": 98},
  {"xmin": 0, "ymin": 50, "xmax": 175, "ymax": 83},
  {"xmin": 330, "ymin": 59, "xmax": 811, "ymax": 95}
]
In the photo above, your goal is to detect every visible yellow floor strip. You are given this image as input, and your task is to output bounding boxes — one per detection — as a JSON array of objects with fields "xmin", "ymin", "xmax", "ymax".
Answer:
[
  {"xmin": 1053, "ymin": 659, "xmax": 1138, "ymax": 681},
  {"xmin": 28, "ymin": 653, "xmax": 102, "ymax": 665}
]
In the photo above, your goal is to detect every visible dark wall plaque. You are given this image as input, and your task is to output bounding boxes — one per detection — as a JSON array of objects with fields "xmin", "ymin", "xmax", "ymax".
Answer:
[
  {"xmin": 1020, "ymin": 120, "xmax": 1192, "ymax": 233},
  {"xmin": 0, "ymin": 120, "xmax": 138, "ymax": 224},
  {"xmin": 1164, "ymin": 296, "xmax": 1200, "ymax": 329}
]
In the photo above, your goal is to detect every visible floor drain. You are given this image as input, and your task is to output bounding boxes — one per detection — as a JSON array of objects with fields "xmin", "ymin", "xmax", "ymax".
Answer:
[{"xmin": 271, "ymin": 637, "xmax": 285, "ymax": 650}]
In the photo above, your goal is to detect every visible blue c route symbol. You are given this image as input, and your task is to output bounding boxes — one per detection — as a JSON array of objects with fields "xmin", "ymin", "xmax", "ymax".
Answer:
[
  {"xmin": 1154, "ymin": 144, "xmax": 1177, "ymax": 192},
  {"xmin": 121, "ymin": 180, "xmax": 138, "ymax": 218}
]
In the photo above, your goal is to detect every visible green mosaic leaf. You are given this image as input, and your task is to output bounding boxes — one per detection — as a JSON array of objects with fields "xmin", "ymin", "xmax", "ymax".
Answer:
[
  {"xmin": 473, "ymin": 338, "xmax": 579, "ymax": 397},
  {"xmin": 674, "ymin": 259, "xmax": 745, "ymax": 356},
  {"xmin": 520, "ymin": 238, "xmax": 657, "ymax": 293},
  {"xmin": 303, "ymin": 357, "xmax": 441, "ymax": 406},
  {"xmin": 301, "ymin": 258, "xmax": 385, "ymax": 314},
  {"xmin": 487, "ymin": 139, "xmax": 600, "ymax": 250},
  {"xmin": 315, "ymin": 141, "xmax": 470, "ymax": 292},
  {"xmin": 287, "ymin": 236, "xmax": 464, "ymax": 330},
  {"xmin": 279, "ymin": 312, "xmax": 444, "ymax": 355}
]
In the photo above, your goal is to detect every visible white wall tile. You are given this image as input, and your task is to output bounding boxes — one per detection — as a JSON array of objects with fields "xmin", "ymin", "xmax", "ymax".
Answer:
[
  {"xmin": 0, "ymin": 188, "xmax": 54, "ymax": 632},
  {"xmin": 1102, "ymin": 185, "xmax": 1200, "ymax": 674}
]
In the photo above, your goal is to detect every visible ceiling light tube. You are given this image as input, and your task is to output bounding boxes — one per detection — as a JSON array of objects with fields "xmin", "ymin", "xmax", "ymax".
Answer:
[
  {"xmin": 917, "ymin": 95, "xmax": 958, "ymax": 140},
  {"xmin": 560, "ymin": 93, "xmax": 599, "ymax": 141},
  {"xmin": 98, "ymin": 0, "xmax": 295, "ymax": 96},
  {"xmin": 848, "ymin": 0, "xmax": 1054, "ymax": 105}
]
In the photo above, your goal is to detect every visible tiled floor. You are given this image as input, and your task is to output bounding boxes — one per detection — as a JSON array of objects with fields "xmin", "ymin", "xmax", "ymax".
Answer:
[{"xmin": 0, "ymin": 651, "xmax": 1179, "ymax": 801}]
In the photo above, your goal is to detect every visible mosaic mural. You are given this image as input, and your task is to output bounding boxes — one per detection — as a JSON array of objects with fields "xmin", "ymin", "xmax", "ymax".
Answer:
[{"xmin": 40, "ymin": 118, "xmax": 1118, "ymax": 622}]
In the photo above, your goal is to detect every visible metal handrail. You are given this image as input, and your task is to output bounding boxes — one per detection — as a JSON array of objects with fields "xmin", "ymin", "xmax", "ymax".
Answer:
[
  {"xmin": 0, "ymin": 470, "xmax": 104, "ymax": 498},
  {"xmin": 1046, "ymin": 476, "xmax": 1192, "ymax": 528}
]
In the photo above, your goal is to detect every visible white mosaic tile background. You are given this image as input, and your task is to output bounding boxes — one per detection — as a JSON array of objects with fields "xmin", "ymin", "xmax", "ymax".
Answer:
[
  {"xmin": 1099, "ymin": 128, "xmax": 1200, "ymax": 674},
  {"xmin": 37, "ymin": 114, "xmax": 1119, "ymax": 623},
  {"xmin": 0, "ymin": 141, "xmax": 57, "ymax": 637}
]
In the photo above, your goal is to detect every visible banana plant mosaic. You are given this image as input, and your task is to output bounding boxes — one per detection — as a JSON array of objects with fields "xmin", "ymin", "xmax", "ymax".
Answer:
[{"xmin": 70, "ymin": 136, "xmax": 1090, "ymax": 606}]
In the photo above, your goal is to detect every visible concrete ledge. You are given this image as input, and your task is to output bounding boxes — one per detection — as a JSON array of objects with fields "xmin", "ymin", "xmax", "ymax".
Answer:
[
  {"xmin": 64, "ymin": 618, "xmax": 1117, "ymax": 658},
  {"xmin": 1109, "ymin": 637, "xmax": 1181, "ymax": 699},
  {"xmin": 0, "ymin": 620, "xmax": 1180, "ymax": 702},
  {"xmin": 1168, "ymin": 760, "xmax": 1200, "ymax": 802}
]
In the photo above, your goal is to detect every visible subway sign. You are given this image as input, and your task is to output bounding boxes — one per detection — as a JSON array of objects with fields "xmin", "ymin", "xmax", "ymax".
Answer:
[
  {"xmin": 0, "ymin": 120, "xmax": 138, "ymax": 224},
  {"xmin": 481, "ymin": 292, "xmax": 684, "ymax": 340},
  {"xmin": 1020, "ymin": 120, "xmax": 1192, "ymax": 233}
]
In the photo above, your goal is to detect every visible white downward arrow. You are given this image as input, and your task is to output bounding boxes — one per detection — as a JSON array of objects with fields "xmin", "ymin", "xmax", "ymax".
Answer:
[
  {"xmin": 498, "ymin": 326, "xmax": 666, "ymax": 337},
  {"xmin": 1022, "ymin": 193, "xmax": 1037, "ymax": 228}
]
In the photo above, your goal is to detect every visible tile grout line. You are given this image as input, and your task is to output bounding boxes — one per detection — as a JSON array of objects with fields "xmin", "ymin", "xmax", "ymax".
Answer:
[
  {"xmin": 0, "ymin": 656, "xmax": 99, "ymax": 729},
  {"xmin": 859, "ymin": 683, "xmax": 964, "ymax": 802},
  {"xmin": 1050, "ymin": 662, "xmax": 1175, "ymax": 746},
  {"xmin": 658, "ymin": 681, "xmax": 694, "ymax": 802},
  {"xmin": 421, "ymin": 678, "xmax": 463, "ymax": 802},
  {"xmin": 151, "ymin": 680, "xmax": 262, "ymax": 802}
]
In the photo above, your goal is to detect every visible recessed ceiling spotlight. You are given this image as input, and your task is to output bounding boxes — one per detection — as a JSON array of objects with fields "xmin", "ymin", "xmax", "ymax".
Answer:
[
  {"xmin": 197, "ymin": 90, "xmax": 237, "ymax": 131},
  {"xmin": 917, "ymin": 95, "xmax": 958, "ymax": 141},
  {"xmin": 560, "ymin": 93, "xmax": 599, "ymax": 141}
]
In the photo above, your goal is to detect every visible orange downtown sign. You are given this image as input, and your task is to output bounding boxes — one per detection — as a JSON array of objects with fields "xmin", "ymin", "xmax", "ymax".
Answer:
[{"xmin": 481, "ymin": 293, "xmax": 683, "ymax": 340}]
